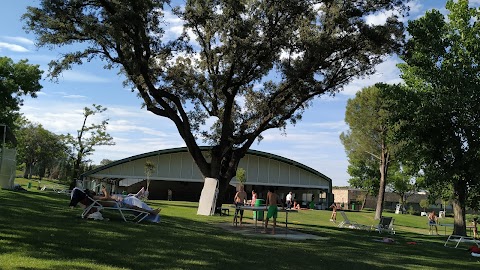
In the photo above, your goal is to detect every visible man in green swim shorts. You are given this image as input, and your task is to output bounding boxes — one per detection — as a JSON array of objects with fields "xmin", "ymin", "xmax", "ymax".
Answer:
[{"xmin": 264, "ymin": 187, "xmax": 280, "ymax": 234}]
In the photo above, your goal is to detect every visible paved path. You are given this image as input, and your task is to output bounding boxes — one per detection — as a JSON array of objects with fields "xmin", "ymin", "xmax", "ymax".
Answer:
[{"xmin": 215, "ymin": 222, "xmax": 329, "ymax": 241}]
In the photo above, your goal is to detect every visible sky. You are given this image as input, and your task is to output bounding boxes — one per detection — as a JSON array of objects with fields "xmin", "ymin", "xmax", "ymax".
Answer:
[{"xmin": 0, "ymin": 0, "xmax": 470, "ymax": 187}]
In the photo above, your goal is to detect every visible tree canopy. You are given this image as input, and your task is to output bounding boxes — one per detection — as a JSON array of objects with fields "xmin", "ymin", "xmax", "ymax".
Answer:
[
  {"xmin": 0, "ymin": 57, "xmax": 43, "ymax": 130},
  {"xmin": 395, "ymin": 0, "xmax": 480, "ymax": 235},
  {"xmin": 16, "ymin": 120, "xmax": 68, "ymax": 180},
  {"xmin": 340, "ymin": 83, "xmax": 404, "ymax": 219},
  {"xmin": 23, "ymin": 0, "xmax": 408, "ymax": 203},
  {"xmin": 67, "ymin": 104, "xmax": 115, "ymax": 188}
]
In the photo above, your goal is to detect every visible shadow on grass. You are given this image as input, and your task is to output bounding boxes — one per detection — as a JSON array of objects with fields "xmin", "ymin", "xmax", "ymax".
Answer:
[{"xmin": 0, "ymin": 190, "xmax": 478, "ymax": 270}]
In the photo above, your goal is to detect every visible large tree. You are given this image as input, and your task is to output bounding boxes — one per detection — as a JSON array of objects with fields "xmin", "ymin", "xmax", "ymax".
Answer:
[
  {"xmin": 396, "ymin": 0, "xmax": 480, "ymax": 235},
  {"xmin": 340, "ymin": 84, "xmax": 402, "ymax": 219},
  {"xmin": 0, "ymin": 57, "xmax": 43, "ymax": 130},
  {"xmin": 23, "ymin": 0, "xmax": 408, "ymax": 204},
  {"xmin": 67, "ymin": 104, "xmax": 115, "ymax": 189},
  {"xmin": 16, "ymin": 122, "xmax": 67, "ymax": 180}
]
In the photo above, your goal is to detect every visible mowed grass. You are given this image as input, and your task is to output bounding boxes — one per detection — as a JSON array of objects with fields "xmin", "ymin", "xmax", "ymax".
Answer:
[{"xmin": 1, "ymin": 182, "xmax": 479, "ymax": 270}]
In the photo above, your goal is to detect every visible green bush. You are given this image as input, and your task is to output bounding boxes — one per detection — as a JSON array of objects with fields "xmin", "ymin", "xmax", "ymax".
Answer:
[{"xmin": 407, "ymin": 205, "xmax": 416, "ymax": 215}]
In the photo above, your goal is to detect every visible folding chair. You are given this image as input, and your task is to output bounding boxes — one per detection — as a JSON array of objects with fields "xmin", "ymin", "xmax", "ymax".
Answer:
[{"xmin": 375, "ymin": 216, "xmax": 395, "ymax": 234}]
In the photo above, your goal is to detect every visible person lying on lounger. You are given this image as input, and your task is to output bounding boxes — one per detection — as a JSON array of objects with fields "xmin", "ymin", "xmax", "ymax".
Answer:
[
  {"xmin": 69, "ymin": 187, "xmax": 161, "ymax": 220},
  {"xmin": 97, "ymin": 186, "xmax": 160, "ymax": 216}
]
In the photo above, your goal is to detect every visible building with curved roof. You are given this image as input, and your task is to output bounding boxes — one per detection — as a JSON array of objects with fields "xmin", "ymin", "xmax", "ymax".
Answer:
[{"xmin": 80, "ymin": 147, "xmax": 333, "ymax": 208}]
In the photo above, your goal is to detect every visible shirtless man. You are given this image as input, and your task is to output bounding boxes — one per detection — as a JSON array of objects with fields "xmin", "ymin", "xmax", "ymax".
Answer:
[
  {"xmin": 234, "ymin": 185, "xmax": 247, "ymax": 226},
  {"xmin": 329, "ymin": 202, "xmax": 337, "ymax": 222},
  {"xmin": 264, "ymin": 187, "xmax": 280, "ymax": 234}
]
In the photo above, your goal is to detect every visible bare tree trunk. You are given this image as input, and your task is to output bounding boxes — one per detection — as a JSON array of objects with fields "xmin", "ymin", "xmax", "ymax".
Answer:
[
  {"xmin": 374, "ymin": 148, "xmax": 389, "ymax": 220},
  {"xmin": 361, "ymin": 193, "xmax": 368, "ymax": 210},
  {"xmin": 69, "ymin": 155, "xmax": 81, "ymax": 190},
  {"xmin": 452, "ymin": 181, "xmax": 467, "ymax": 236}
]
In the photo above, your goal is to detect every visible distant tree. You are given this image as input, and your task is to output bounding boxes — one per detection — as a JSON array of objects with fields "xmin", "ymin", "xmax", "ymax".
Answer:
[
  {"xmin": 346, "ymin": 158, "xmax": 380, "ymax": 210},
  {"xmin": 24, "ymin": 0, "xmax": 407, "ymax": 204},
  {"xmin": 99, "ymin": 159, "xmax": 114, "ymax": 166},
  {"xmin": 0, "ymin": 57, "xmax": 43, "ymax": 130},
  {"xmin": 340, "ymin": 84, "xmax": 403, "ymax": 219},
  {"xmin": 395, "ymin": 0, "xmax": 480, "ymax": 235},
  {"xmin": 236, "ymin": 168, "xmax": 246, "ymax": 186},
  {"xmin": 67, "ymin": 104, "xmax": 115, "ymax": 189},
  {"xmin": 16, "ymin": 122, "xmax": 67, "ymax": 180},
  {"xmin": 419, "ymin": 199, "xmax": 429, "ymax": 212},
  {"xmin": 387, "ymin": 165, "xmax": 419, "ymax": 211},
  {"xmin": 144, "ymin": 160, "xmax": 155, "ymax": 196}
]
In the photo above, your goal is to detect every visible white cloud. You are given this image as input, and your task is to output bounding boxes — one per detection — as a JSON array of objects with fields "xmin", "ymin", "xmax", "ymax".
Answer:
[
  {"xmin": 311, "ymin": 121, "xmax": 348, "ymax": 130},
  {"xmin": 470, "ymin": 0, "xmax": 480, "ymax": 6},
  {"xmin": 340, "ymin": 56, "xmax": 402, "ymax": 96},
  {"xmin": 365, "ymin": 10, "xmax": 396, "ymax": 26},
  {"xmin": 58, "ymin": 70, "xmax": 110, "ymax": 83},
  {"xmin": 408, "ymin": 0, "xmax": 423, "ymax": 14},
  {"xmin": 0, "ymin": 42, "xmax": 29, "ymax": 52},
  {"xmin": 63, "ymin": 94, "xmax": 87, "ymax": 99},
  {"xmin": 2, "ymin": 36, "xmax": 35, "ymax": 46}
]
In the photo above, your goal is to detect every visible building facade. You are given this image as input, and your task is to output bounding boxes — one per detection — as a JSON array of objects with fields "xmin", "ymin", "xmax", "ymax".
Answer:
[{"xmin": 80, "ymin": 147, "xmax": 333, "ymax": 208}]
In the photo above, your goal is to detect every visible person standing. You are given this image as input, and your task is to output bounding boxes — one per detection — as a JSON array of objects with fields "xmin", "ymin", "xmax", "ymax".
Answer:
[
  {"xmin": 167, "ymin": 189, "xmax": 172, "ymax": 201},
  {"xmin": 264, "ymin": 187, "xmax": 280, "ymax": 234},
  {"xmin": 329, "ymin": 202, "xmax": 337, "ymax": 222},
  {"xmin": 428, "ymin": 211, "xmax": 439, "ymax": 235},
  {"xmin": 251, "ymin": 190, "xmax": 257, "ymax": 206},
  {"xmin": 286, "ymin": 191, "xmax": 293, "ymax": 209},
  {"xmin": 233, "ymin": 185, "xmax": 247, "ymax": 226}
]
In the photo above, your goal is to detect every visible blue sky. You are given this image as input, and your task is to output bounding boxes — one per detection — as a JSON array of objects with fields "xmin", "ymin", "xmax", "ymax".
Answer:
[{"xmin": 0, "ymin": 0, "xmax": 471, "ymax": 186}]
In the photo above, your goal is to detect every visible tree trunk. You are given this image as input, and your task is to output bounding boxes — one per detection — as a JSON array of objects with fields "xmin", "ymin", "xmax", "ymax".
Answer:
[
  {"xmin": 69, "ymin": 157, "xmax": 81, "ymax": 190},
  {"xmin": 23, "ymin": 162, "xmax": 33, "ymax": 179},
  {"xmin": 374, "ymin": 148, "xmax": 389, "ymax": 220},
  {"xmin": 452, "ymin": 181, "xmax": 467, "ymax": 236},
  {"xmin": 361, "ymin": 193, "xmax": 368, "ymax": 210}
]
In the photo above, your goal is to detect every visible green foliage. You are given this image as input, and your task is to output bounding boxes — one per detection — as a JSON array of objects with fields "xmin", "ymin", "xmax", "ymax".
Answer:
[
  {"xmin": 419, "ymin": 199, "xmax": 429, "ymax": 211},
  {"xmin": 235, "ymin": 167, "xmax": 246, "ymax": 185},
  {"xmin": 144, "ymin": 160, "xmax": 155, "ymax": 193},
  {"xmin": 23, "ymin": 0, "xmax": 408, "ymax": 202},
  {"xmin": 67, "ymin": 104, "xmax": 115, "ymax": 187},
  {"xmin": 16, "ymin": 121, "xmax": 69, "ymax": 180},
  {"xmin": 407, "ymin": 205, "xmax": 416, "ymax": 215},
  {"xmin": 341, "ymin": 83, "xmax": 404, "ymax": 218},
  {"xmin": 0, "ymin": 57, "xmax": 43, "ymax": 129},
  {"xmin": 395, "ymin": 0, "xmax": 480, "ymax": 234}
]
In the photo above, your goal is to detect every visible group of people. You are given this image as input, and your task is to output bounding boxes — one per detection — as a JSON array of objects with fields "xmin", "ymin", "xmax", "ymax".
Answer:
[{"xmin": 233, "ymin": 187, "xmax": 298, "ymax": 234}]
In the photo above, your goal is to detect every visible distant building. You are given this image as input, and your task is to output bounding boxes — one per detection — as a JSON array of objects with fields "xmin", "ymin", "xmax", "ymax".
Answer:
[
  {"xmin": 80, "ymin": 147, "xmax": 333, "ymax": 208},
  {"xmin": 332, "ymin": 187, "xmax": 450, "ymax": 212}
]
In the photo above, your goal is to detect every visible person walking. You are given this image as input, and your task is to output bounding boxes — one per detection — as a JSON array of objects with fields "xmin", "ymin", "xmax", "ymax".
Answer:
[{"xmin": 286, "ymin": 191, "xmax": 293, "ymax": 209}]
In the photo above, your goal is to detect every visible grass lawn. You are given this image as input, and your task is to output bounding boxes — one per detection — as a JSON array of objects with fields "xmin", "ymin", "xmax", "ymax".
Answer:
[{"xmin": 1, "ymin": 180, "xmax": 479, "ymax": 269}]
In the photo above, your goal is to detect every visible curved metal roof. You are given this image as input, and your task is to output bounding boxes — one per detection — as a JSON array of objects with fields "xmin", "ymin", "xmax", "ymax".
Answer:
[{"xmin": 81, "ymin": 146, "xmax": 332, "ymax": 189}]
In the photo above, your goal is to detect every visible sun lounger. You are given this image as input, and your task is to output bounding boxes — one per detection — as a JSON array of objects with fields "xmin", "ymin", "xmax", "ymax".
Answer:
[
  {"xmin": 69, "ymin": 188, "xmax": 155, "ymax": 223},
  {"xmin": 337, "ymin": 211, "xmax": 370, "ymax": 230},
  {"xmin": 82, "ymin": 195, "xmax": 151, "ymax": 223},
  {"xmin": 444, "ymin": 235, "xmax": 480, "ymax": 248}
]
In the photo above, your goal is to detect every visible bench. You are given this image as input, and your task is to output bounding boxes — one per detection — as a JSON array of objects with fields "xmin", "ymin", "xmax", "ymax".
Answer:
[
  {"xmin": 216, "ymin": 207, "xmax": 229, "ymax": 216},
  {"xmin": 444, "ymin": 235, "xmax": 479, "ymax": 248}
]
